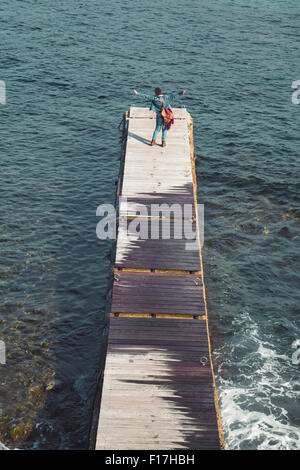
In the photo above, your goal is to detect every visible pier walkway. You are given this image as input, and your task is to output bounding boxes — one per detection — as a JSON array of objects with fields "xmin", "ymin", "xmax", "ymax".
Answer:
[{"xmin": 94, "ymin": 107, "xmax": 224, "ymax": 450}]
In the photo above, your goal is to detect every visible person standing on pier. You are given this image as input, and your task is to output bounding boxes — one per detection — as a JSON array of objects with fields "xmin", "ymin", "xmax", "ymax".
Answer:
[{"xmin": 133, "ymin": 88, "xmax": 186, "ymax": 147}]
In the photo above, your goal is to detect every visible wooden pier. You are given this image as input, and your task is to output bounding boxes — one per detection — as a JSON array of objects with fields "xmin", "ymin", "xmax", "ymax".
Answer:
[{"xmin": 94, "ymin": 107, "xmax": 225, "ymax": 450}]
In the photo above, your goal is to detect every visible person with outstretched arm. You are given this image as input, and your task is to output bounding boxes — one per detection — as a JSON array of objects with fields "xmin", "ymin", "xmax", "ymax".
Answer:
[{"xmin": 133, "ymin": 87, "xmax": 186, "ymax": 147}]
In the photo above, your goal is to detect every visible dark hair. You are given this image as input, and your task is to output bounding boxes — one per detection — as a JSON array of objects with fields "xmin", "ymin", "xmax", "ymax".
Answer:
[{"xmin": 155, "ymin": 87, "xmax": 162, "ymax": 96}]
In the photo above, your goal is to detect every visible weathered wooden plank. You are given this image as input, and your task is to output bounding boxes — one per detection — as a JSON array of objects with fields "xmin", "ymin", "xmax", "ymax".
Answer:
[
  {"xmin": 129, "ymin": 106, "xmax": 187, "ymax": 119},
  {"xmin": 122, "ymin": 172, "xmax": 193, "ymax": 181},
  {"xmin": 124, "ymin": 150, "xmax": 191, "ymax": 160},
  {"xmin": 128, "ymin": 121, "xmax": 188, "ymax": 130},
  {"xmin": 115, "ymin": 219, "xmax": 200, "ymax": 270},
  {"xmin": 121, "ymin": 183, "xmax": 192, "ymax": 193},
  {"xmin": 111, "ymin": 272, "xmax": 204, "ymax": 316},
  {"xmin": 104, "ymin": 317, "xmax": 204, "ymax": 326},
  {"xmin": 119, "ymin": 202, "xmax": 196, "ymax": 220},
  {"xmin": 126, "ymin": 135, "xmax": 189, "ymax": 144}
]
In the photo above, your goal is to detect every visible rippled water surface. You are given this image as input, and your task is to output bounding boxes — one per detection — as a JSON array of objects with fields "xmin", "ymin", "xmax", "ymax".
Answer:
[{"xmin": 1, "ymin": 0, "xmax": 299, "ymax": 449}]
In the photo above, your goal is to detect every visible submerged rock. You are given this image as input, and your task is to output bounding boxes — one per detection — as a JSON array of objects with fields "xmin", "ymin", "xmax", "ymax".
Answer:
[
  {"xmin": 278, "ymin": 226, "xmax": 293, "ymax": 238},
  {"xmin": 10, "ymin": 420, "xmax": 33, "ymax": 442}
]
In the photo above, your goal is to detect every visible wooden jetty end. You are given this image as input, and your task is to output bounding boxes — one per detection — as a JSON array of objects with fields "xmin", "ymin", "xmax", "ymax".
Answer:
[{"xmin": 94, "ymin": 107, "xmax": 225, "ymax": 450}]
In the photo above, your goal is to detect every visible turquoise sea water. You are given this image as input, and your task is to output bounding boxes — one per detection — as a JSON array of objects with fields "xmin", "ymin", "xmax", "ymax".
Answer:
[{"xmin": 1, "ymin": 0, "xmax": 299, "ymax": 449}]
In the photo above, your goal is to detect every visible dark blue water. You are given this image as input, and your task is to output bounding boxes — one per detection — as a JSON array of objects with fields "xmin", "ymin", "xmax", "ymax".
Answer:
[{"xmin": 1, "ymin": 0, "xmax": 299, "ymax": 449}]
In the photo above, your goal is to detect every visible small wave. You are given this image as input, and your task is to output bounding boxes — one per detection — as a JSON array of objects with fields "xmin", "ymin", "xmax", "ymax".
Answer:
[
  {"xmin": 220, "ymin": 389, "xmax": 300, "ymax": 450},
  {"xmin": 214, "ymin": 311, "xmax": 300, "ymax": 450},
  {"xmin": 0, "ymin": 442, "xmax": 10, "ymax": 450}
]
